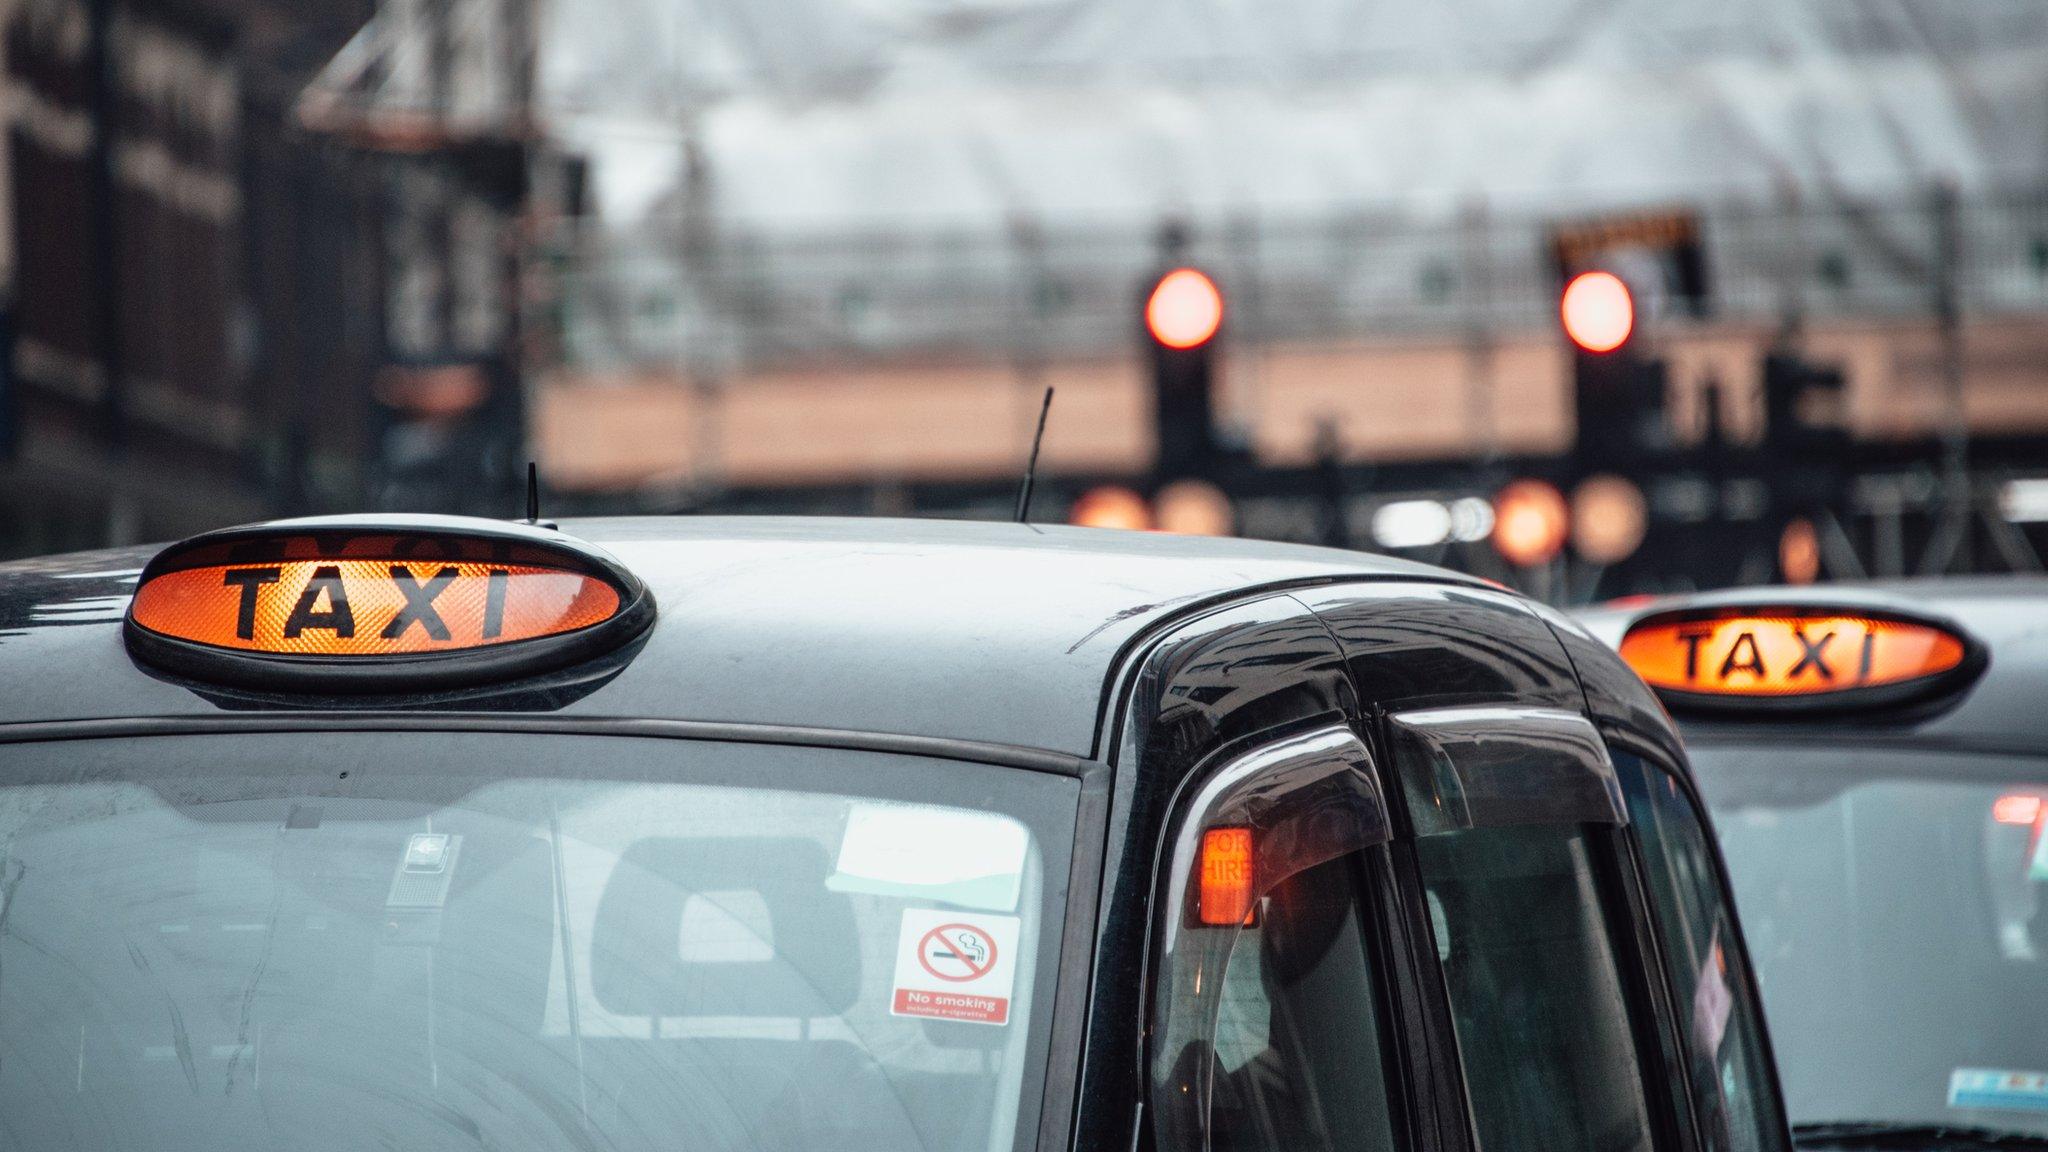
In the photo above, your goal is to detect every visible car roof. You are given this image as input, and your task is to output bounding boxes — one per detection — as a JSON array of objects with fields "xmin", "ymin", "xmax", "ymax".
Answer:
[
  {"xmin": 1577, "ymin": 576, "xmax": 2048, "ymax": 751},
  {"xmin": 0, "ymin": 515, "xmax": 1485, "ymax": 759}
]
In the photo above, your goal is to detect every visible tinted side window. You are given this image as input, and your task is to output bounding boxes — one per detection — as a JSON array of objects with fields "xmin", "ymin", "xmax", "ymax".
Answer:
[
  {"xmin": 1418, "ymin": 824, "xmax": 1659, "ymax": 1152},
  {"xmin": 1615, "ymin": 751, "xmax": 1786, "ymax": 1152}
]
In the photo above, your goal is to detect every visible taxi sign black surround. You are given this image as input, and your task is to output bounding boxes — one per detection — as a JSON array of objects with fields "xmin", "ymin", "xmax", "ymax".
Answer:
[
  {"xmin": 123, "ymin": 516, "xmax": 656, "ymax": 692},
  {"xmin": 1620, "ymin": 601, "xmax": 1988, "ymax": 716}
]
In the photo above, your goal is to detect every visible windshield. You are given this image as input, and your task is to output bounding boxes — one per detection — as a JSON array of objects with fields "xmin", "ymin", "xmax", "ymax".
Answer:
[
  {"xmin": 0, "ymin": 732, "xmax": 1077, "ymax": 1152},
  {"xmin": 1690, "ymin": 743, "xmax": 2048, "ymax": 1140}
]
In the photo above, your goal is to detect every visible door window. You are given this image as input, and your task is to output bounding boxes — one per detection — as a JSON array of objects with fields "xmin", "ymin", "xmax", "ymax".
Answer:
[
  {"xmin": 1615, "ymin": 751, "xmax": 1786, "ymax": 1152},
  {"xmin": 1417, "ymin": 823, "xmax": 1660, "ymax": 1152}
]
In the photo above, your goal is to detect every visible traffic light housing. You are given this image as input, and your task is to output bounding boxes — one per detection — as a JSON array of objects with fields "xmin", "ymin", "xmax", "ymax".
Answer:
[
  {"xmin": 1145, "ymin": 267, "xmax": 1223, "ymax": 479},
  {"xmin": 1562, "ymin": 271, "xmax": 1669, "ymax": 467}
]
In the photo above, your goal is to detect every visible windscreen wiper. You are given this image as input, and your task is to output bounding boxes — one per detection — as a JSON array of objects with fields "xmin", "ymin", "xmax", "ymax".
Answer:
[{"xmin": 1796, "ymin": 1122, "xmax": 2048, "ymax": 1152}]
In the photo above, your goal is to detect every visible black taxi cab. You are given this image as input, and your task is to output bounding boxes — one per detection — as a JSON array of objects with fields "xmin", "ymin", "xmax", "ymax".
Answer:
[
  {"xmin": 1582, "ymin": 584, "xmax": 2048, "ymax": 1150},
  {"xmin": 0, "ymin": 512, "xmax": 1789, "ymax": 1152}
]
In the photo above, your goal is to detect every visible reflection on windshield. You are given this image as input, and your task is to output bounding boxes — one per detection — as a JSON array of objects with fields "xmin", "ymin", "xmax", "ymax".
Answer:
[
  {"xmin": 1693, "ymin": 748, "xmax": 2048, "ymax": 1139},
  {"xmin": 0, "ymin": 735, "xmax": 1074, "ymax": 1152}
]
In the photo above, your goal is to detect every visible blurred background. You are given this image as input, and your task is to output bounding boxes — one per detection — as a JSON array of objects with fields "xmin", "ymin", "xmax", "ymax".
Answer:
[{"xmin": 1, "ymin": 0, "xmax": 2046, "ymax": 602}]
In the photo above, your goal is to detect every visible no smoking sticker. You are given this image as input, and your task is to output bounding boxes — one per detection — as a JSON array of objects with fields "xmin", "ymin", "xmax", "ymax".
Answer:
[{"xmin": 891, "ymin": 908, "xmax": 1021, "ymax": 1026}]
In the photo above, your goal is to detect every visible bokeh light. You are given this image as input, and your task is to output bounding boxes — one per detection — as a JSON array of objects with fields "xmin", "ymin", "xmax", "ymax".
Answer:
[
  {"xmin": 1146, "ymin": 268, "xmax": 1225, "ymax": 349},
  {"xmin": 1560, "ymin": 271, "xmax": 1634, "ymax": 353}
]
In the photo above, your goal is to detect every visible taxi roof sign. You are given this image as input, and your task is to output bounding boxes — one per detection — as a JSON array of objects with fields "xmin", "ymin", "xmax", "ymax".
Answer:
[
  {"xmin": 125, "ymin": 515, "xmax": 654, "ymax": 691},
  {"xmin": 1618, "ymin": 603, "xmax": 1984, "ymax": 713}
]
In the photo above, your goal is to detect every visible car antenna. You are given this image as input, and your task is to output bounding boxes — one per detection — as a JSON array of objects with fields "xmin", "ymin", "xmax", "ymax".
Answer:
[
  {"xmin": 521, "ymin": 461, "xmax": 558, "ymax": 530},
  {"xmin": 1013, "ymin": 386, "xmax": 1055, "ymax": 524}
]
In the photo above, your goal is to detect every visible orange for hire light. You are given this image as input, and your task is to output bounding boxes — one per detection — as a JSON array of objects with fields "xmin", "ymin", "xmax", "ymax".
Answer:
[{"xmin": 1197, "ymin": 826, "xmax": 1256, "ymax": 926}]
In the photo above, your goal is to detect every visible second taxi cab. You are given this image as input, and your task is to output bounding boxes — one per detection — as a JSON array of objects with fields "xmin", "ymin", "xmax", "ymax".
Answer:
[
  {"xmin": 0, "ymin": 513, "xmax": 1789, "ymax": 1152},
  {"xmin": 1585, "ymin": 584, "xmax": 2048, "ymax": 1151}
]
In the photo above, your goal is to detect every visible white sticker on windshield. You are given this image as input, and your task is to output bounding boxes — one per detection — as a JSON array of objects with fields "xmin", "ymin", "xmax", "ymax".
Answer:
[
  {"xmin": 890, "ymin": 908, "xmax": 1021, "ymax": 1026},
  {"xmin": 830, "ymin": 803, "xmax": 1028, "ymax": 911},
  {"xmin": 1949, "ymin": 1068, "xmax": 2048, "ymax": 1113}
]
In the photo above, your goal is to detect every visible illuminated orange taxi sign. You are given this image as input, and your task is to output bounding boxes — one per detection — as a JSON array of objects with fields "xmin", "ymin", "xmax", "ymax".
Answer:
[
  {"xmin": 1619, "ymin": 605, "xmax": 1981, "ymax": 712},
  {"xmin": 125, "ymin": 517, "xmax": 654, "ymax": 691},
  {"xmin": 133, "ymin": 559, "xmax": 618, "ymax": 655}
]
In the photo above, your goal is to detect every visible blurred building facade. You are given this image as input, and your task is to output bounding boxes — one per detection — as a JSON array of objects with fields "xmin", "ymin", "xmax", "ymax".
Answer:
[
  {"xmin": 0, "ymin": 0, "xmax": 359, "ymax": 552},
  {"xmin": 0, "ymin": 0, "xmax": 561, "ymax": 557}
]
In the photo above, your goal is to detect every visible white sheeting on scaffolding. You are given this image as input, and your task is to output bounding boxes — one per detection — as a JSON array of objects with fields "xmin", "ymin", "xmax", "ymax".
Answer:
[{"xmin": 537, "ymin": 0, "xmax": 2048, "ymax": 227}]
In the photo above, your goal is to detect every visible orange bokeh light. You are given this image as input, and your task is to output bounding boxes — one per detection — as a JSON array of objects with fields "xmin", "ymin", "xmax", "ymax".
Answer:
[
  {"xmin": 1993, "ymin": 794, "xmax": 2043, "ymax": 826},
  {"xmin": 1619, "ymin": 612, "xmax": 1968, "ymax": 699},
  {"xmin": 1561, "ymin": 270, "xmax": 1634, "ymax": 353},
  {"xmin": 130, "ymin": 559, "xmax": 620, "ymax": 656},
  {"xmin": 1154, "ymin": 479, "xmax": 1234, "ymax": 537},
  {"xmin": 1070, "ymin": 485, "xmax": 1153, "ymax": 531},
  {"xmin": 1780, "ymin": 517, "xmax": 1822, "ymax": 585},
  {"xmin": 1198, "ymin": 826, "xmax": 1255, "ymax": 926},
  {"xmin": 1492, "ymin": 479, "xmax": 1570, "ymax": 568},
  {"xmin": 1146, "ymin": 268, "xmax": 1224, "ymax": 349},
  {"xmin": 1571, "ymin": 474, "xmax": 1648, "ymax": 564}
]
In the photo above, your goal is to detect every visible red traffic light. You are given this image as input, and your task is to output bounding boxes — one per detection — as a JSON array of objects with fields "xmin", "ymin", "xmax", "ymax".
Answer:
[
  {"xmin": 1146, "ymin": 268, "xmax": 1224, "ymax": 349},
  {"xmin": 1560, "ymin": 271, "xmax": 1634, "ymax": 353}
]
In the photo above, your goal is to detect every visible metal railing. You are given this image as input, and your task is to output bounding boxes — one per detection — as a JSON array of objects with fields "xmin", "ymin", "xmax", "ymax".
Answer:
[{"xmin": 526, "ymin": 185, "xmax": 2048, "ymax": 376}]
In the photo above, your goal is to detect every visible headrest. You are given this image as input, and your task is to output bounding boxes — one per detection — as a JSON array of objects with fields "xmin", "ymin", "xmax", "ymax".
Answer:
[{"xmin": 591, "ymin": 838, "xmax": 860, "ymax": 1017}]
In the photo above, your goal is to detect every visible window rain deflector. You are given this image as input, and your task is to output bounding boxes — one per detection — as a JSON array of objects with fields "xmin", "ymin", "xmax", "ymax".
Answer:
[{"xmin": 1386, "ymin": 706, "xmax": 1627, "ymax": 836}]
